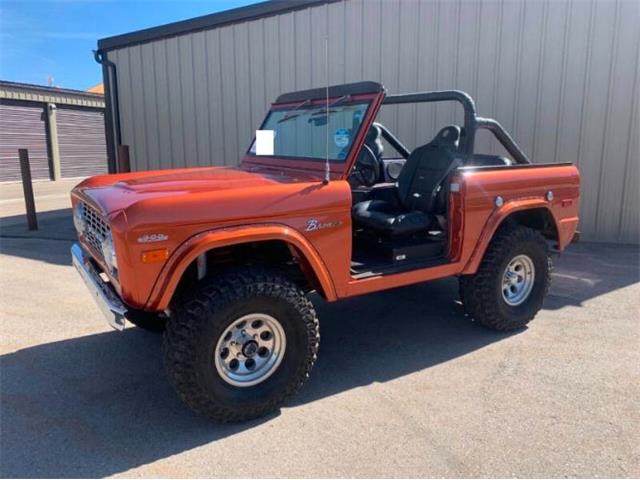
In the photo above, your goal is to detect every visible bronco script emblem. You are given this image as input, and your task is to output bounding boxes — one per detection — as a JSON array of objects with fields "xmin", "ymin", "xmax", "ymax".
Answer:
[{"xmin": 305, "ymin": 218, "xmax": 342, "ymax": 232}]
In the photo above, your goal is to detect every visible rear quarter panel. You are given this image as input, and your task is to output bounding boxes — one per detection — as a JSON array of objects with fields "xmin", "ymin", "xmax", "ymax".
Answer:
[{"xmin": 457, "ymin": 163, "xmax": 580, "ymax": 274}]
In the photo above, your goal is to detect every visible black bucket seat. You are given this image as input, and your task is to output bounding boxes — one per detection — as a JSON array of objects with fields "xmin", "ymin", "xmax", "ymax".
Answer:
[{"xmin": 352, "ymin": 126, "xmax": 461, "ymax": 236}]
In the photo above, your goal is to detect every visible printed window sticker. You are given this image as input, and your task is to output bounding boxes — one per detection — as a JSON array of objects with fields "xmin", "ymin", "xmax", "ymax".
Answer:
[
  {"xmin": 334, "ymin": 128, "xmax": 350, "ymax": 149},
  {"xmin": 255, "ymin": 130, "xmax": 275, "ymax": 155}
]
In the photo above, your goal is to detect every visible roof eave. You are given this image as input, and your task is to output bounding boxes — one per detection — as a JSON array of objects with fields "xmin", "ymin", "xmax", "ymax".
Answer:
[{"xmin": 97, "ymin": 0, "xmax": 337, "ymax": 52}]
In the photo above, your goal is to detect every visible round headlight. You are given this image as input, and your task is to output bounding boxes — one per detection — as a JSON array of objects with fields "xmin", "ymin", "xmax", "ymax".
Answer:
[
  {"xmin": 73, "ymin": 204, "xmax": 85, "ymax": 235},
  {"xmin": 101, "ymin": 233, "xmax": 118, "ymax": 272}
]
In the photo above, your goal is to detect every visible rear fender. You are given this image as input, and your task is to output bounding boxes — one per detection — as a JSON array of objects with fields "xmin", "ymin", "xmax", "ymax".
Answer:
[
  {"xmin": 462, "ymin": 199, "xmax": 561, "ymax": 274},
  {"xmin": 145, "ymin": 223, "xmax": 336, "ymax": 310}
]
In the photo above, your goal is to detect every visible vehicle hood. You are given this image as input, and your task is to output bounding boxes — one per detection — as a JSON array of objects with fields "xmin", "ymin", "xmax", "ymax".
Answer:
[{"xmin": 72, "ymin": 166, "xmax": 348, "ymax": 227}]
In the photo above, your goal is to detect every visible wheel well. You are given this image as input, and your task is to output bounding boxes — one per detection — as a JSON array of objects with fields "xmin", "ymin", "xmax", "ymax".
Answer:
[
  {"xmin": 502, "ymin": 208, "xmax": 558, "ymax": 241},
  {"xmin": 172, "ymin": 240, "xmax": 326, "ymax": 302}
]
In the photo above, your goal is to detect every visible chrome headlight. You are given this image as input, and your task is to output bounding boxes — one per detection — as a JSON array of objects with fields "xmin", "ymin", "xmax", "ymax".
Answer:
[
  {"xmin": 73, "ymin": 203, "xmax": 86, "ymax": 235},
  {"xmin": 101, "ymin": 233, "xmax": 118, "ymax": 273}
]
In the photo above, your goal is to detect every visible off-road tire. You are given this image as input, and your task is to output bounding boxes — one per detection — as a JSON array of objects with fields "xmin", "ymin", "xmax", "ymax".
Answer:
[
  {"xmin": 163, "ymin": 268, "xmax": 319, "ymax": 422},
  {"xmin": 126, "ymin": 310, "xmax": 167, "ymax": 332},
  {"xmin": 459, "ymin": 225, "xmax": 551, "ymax": 331}
]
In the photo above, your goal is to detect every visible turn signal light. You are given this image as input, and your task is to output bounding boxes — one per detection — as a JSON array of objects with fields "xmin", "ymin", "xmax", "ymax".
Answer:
[{"xmin": 141, "ymin": 248, "xmax": 169, "ymax": 263}]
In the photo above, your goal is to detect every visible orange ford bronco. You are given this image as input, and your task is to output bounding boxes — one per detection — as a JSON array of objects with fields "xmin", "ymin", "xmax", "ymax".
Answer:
[{"xmin": 71, "ymin": 82, "xmax": 579, "ymax": 422}]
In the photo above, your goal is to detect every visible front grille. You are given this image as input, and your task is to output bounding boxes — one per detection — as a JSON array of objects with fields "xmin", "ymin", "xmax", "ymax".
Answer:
[{"xmin": 79, "ymin": 202, "xmax": 110, "ymax": 261}]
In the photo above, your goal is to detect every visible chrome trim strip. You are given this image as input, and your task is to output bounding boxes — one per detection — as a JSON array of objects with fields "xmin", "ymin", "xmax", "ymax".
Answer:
[{"xmin": 71, "ymin": 243, "xmax": 127, "ymax": 331}]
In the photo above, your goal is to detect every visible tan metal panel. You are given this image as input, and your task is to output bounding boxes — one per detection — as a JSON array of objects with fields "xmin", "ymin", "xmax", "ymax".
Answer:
[
  {"xmin": 512, "ymin": 0, "xmax": 545, "ymax": 159},
  {"xmin": 577, "ymin": 0, "xmax": 618, "ymax": 239},
  {"xmin": 248, "ymin": 19, "xmax": 267, "ymax": 129},
  {"xmin": 532, "ymin": 0, "xmax": 569, "ymax": 164},
  {"xmin": 310, "ymin": 3, "xmax": 328, "ymax": 90},
  {"xmin": 129, "ymin": 45, "xmax": 150, "ymax": 171},
  {"xmin": 328, "ymin": 1, "xmax": 347, "ymax": 84},
  {"xmin": 205, "ymin": 29, "xmax": 227, "ymax": 165},
  {"xmin": 191, "ymin": 32, "xmax": 211, "ymax": 167},
  {"xmin": 106, "ymin": 0, "xmax": 638, "ymax": 242},
  {"xmin": 113, "ymin": 48, "xmax": 137, "ymax": 167},
  {"xmin": 293, "ymin": 8, "xmax": 312, "ymax": 90},
  {"xmin": 234, "ymin": 23, "xmax": 253, "ymax": 157},
  {"xmin": 397, "ymin": 0, "xmax": 420, "ymax": 150},
  {"xmin": 378, "ymin": 0, "xmax": 400, "ymax": 132},
  {"xmin": 219, "ymin": 24, "xmax": 239, "ymax": 165},
  {"xmin": 344, "ymin": 0, "xmax": 363, "ymax": 84},
  {"xmin": 620, "ymin": 59, "xmax": 639, "ymax": 244},
  {"xmin": 152, "ymin": 40, "xmax": 173, "ymax": 170},
  {"xmin": 178, "ymin": 36, "xmax": 198, "ymax": 165},
  {"xmin": 594, "ymin": 0, "xmax": 638, "ymax": 242},
  {"xmin": 278, "ymin": 13, "xmax": 296, "ymax": 94},
  {"xmin": 140, "ymin": 42, "xmax": 160, "ymax": 170}
]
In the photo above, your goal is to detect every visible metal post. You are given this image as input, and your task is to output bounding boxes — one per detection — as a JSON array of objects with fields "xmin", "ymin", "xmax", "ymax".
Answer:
[
  {"xmin": 18, "ymin": 149, "xmax": 38, "ymax": 230},
  {"xmin": 46, "ymin": 103, "xmax": 62, "ymax": 180},
  {"xmin": 117, "ymin": 144, "xmax": 130, "ymax": 173}
]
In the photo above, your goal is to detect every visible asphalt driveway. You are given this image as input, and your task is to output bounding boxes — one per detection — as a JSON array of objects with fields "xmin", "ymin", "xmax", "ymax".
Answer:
[{"xmin": 1, "ymin": 182, "xmax": 638, "ymax": 477}]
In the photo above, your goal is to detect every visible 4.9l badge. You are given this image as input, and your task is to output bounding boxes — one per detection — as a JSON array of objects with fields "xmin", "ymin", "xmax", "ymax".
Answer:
[
  {"xmin": 137, "ymin": 233, "xmax": 169, "ymax": 243},
  {"xmin": 305, "ymin": 218, "xmax": 342, "ymax": 232}
]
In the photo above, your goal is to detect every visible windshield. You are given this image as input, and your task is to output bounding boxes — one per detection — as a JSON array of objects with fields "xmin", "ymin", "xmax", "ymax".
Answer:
[{"xmin": 248, "ymin": 101, "xmax": 370, "ymax": 162}]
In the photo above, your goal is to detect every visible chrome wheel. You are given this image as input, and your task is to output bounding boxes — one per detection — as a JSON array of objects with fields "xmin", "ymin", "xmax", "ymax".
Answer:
[
  {"xmin": 501, "ymin": 254, "xmax": 535, "ymax": 306},
  {"xmin": 214, "ymin": 313, "xmax": 286, "ymax": 387}
]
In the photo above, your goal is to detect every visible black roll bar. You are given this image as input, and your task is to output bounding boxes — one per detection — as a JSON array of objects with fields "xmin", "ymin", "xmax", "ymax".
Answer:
[
  {"xmin": 475, "ymin": 117, "xmax": 531, "ymax": 165},
  {"xmin": 383, "ymin": 90, "xmax": 531, "ymax": 164},
  {"xmin": 372, "ymin": 122, "xmax": 411, "ymax": 158}
]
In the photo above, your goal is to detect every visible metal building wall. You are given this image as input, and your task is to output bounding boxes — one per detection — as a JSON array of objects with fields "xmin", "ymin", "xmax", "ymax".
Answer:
[{"xmin": 106, "ymin": 0, "xmax": 639, "ymax": 243}]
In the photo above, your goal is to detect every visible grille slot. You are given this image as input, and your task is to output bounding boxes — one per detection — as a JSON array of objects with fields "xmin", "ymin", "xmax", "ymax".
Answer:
[{"xmin": 80, "ymin": 202, "xmax": 109, "ymax": 261}]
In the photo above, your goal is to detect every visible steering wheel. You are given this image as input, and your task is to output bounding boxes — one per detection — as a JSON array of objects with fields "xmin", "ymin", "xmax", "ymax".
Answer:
[{"xmin": 350, "ymin": 144, "xmax": 381, "ymax": 187}]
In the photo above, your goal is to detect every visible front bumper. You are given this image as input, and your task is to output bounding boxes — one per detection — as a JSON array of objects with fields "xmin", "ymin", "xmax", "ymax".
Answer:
[{"xmin": 71, "ymin": 243, "xmax": 127, "ymax": 331}]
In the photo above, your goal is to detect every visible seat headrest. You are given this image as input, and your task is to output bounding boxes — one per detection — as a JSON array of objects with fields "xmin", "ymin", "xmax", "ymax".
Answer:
[
  {"xmin": 365, "ymin": 124, "xmax": 382, "ymax": 144},
  {"xmin": 363, "ymin": 124, "xmax": 383, "ymax": 158},
  {"xmin": 432, "ymin": 125, "xmax": 461, "ymax": 148}
]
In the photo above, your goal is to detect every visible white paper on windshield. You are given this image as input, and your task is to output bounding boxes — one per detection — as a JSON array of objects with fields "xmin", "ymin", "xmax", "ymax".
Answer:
[{"xmin": 255, "ymin": 130, "xmax": 275, "ymax": 156}]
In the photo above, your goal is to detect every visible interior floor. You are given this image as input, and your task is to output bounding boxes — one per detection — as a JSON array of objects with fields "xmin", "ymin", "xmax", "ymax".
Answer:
[{"xmin": 350, "ymin": 227, "xmax": 448, "ymax": 278}]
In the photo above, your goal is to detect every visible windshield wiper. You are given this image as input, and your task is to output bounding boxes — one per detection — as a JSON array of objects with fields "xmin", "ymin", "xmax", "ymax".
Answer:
[
  {"xmin": 309, "ymin": 95, "xmax": 352, "ymax": 117},
  {"xmin": 277, "ymin": 99, "xmax": 312, "ymax": 124}
]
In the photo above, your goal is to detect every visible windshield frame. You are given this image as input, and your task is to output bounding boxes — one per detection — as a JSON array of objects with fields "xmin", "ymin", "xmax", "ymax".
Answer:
[
  {"xmin": 241, "ymin": 91, "xmax": 385, "ymax": 178},
  {"xmin": 246, "ymin": 98, "xmax": 372, "ymax": 163}
]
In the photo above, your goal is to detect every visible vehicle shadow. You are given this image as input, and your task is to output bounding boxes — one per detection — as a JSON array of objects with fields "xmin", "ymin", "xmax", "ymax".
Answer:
[{"xmin": 1, "ymin": 278, "xmax": 507, "ymax": 478}]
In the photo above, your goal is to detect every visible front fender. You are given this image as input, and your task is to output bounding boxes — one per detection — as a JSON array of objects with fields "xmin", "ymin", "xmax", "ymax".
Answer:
[
  {"xmin": 462, "ymin": 199, "xmax": 560, "ymax": 274},
  {"xmin": 145, "ymin": 223, "xmax": 336, "ymax": 310}
]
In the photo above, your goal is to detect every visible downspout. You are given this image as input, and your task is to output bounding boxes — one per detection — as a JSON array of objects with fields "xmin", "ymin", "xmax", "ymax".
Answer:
[{"xmin": 93, "ymin": 49, "xmax": 122, "ymax": 173}]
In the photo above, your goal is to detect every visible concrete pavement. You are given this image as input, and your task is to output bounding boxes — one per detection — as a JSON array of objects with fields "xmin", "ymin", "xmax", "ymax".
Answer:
[
  {"xmin": 0, "ymin": 181, "xmax": 638, "ymax": 478},
  {"xmin": 0, "ymin": 178, "xmax": 82, "ymax": 224}
]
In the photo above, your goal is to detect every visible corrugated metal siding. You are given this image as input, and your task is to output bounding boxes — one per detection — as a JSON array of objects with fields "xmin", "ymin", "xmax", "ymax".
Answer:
[
  {"xmin": 0, "ymin": 103, "xmax": 50, "ymax": 182},
  {"xmin": 56, "ymin": 107, "xmax": 108, "ymax": 178},
  {"xmin": 107, "ymin": 0, "xmax": 639, "ymax": 243}
]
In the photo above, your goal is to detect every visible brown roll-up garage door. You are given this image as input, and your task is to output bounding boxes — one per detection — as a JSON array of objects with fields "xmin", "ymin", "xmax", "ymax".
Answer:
[
  {"xmin": 57, "ymin": 107, "xmax": 107, "ymax": 178},
  {"xmin": 0, "ymin": 103, "xmax": 50, "ymax": 182}
]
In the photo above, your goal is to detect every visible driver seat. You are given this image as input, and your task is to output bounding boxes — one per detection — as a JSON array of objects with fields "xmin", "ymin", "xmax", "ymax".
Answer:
[{"xmin": 352, "ymin": 126, "xmax": 461, "ymax": 236}]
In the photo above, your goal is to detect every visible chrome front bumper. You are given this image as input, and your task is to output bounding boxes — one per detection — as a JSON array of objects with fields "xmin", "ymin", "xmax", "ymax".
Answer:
[{"xmin": 71, "ymin": 243, "xmax": 127, "ymax": 331}]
